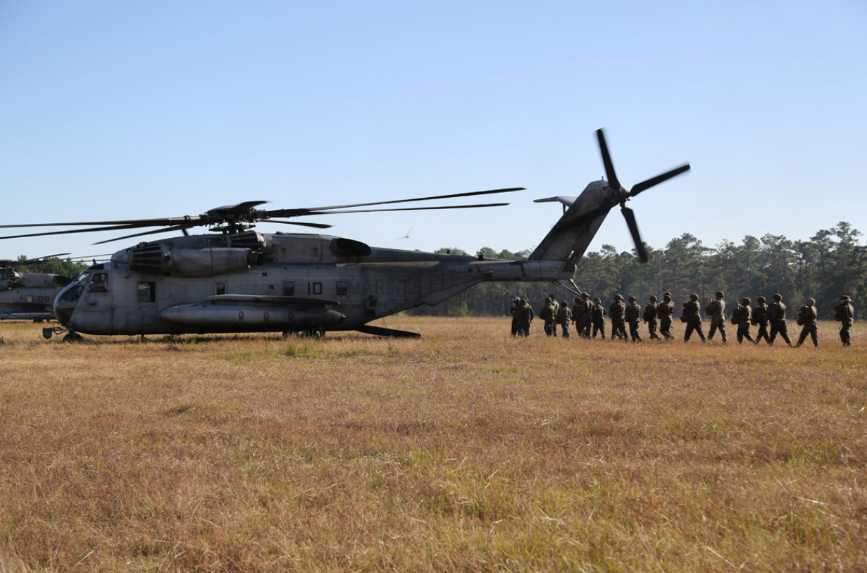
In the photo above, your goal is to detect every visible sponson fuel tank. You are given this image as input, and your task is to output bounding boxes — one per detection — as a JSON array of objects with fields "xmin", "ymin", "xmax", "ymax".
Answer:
[
  {"xmin": 160, "ymin": 304, "xmax": 346, "ymax": 329},
  {"xmin": 129, "ymin": 244, "xmax": 257, "ymax": 277}
]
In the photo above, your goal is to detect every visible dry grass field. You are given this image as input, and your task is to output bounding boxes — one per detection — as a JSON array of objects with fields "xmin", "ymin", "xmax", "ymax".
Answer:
[{"xmin": 0, "ymin": 317, "xmax": 865, "ymax": 572}]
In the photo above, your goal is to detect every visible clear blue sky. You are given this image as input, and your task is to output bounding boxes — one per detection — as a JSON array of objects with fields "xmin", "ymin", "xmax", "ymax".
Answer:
[{"xmin": 1, "ymin": 1, "xmax": 865, "ymax": 259}]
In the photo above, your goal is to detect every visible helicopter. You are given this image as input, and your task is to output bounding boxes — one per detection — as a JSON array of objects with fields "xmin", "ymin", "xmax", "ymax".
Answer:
[
  {"xmin": 0, "ymin": 254, "xmax": 76, "ymax": 321},
  {"xmin": 0, "ymin": 129, "xmax": 690, "ymax": 341}
]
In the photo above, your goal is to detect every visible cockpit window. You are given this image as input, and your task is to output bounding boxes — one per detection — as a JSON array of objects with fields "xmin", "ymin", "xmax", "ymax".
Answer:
[
  {"xmin": 55, "ymin": 271, "xmax": 90, "ymax": 308},
  {"xmin": 87, "ymin": 272, "xmax": 109, "ymax": 294}
]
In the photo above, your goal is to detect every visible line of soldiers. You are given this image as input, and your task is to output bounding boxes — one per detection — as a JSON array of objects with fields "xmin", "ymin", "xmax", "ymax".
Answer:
[{"xmin": 510, "ymin": 292, "xmax": 855, "ymax": 347}]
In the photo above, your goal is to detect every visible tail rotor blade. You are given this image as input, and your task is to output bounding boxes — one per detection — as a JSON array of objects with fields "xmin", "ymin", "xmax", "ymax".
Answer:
[
  {"xmin": 596, "ymin": 129, "xmax": 621, "ymax": 190},
  {"xmin": 629, "ymin": 164, "xmax": 690, "ymax": 197},
  {"xmin": 620, "ymin": 206, "xmax": 649, "ymax": 263}
]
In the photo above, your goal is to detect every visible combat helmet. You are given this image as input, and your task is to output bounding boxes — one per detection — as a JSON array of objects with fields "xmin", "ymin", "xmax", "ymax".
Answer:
[
  {"xmin": 773, "ymin": 293, "xmax": 782, "ymax": 301},
  {"xmin": 650, "ymin": 295, "xmax": 658, "ymax": 302},
  {"xmin": 614, "ymin": 294, "xmax": 623, "ymax": 301},
  {"xmin": 757, "ymin": 296, "xmax": 766, "ymax": 303},
  {"xmin": 742, "ymin": 297, "xmax": 751, "ymax": 306},
  {"xmin": 581, "ymin": 292, "xmax": 589, "ymax": 299},
  {"xmin": 841, "ymin": 295, "xmax": 851, "ymax": 302},
  {"xmin": 690, "ymin": 293, "xmax": 698, "ymax": 301},
  {"xmin": 594, "ymin": 298, "xmax": 601, "ymax": 303},
  {"xmin": 663, "ymin": 292, "xmax": 672, "ymax": 301},
  {"xmin": 716, "ymin": 291, "xmax": 724, "ymax": 298},
  {"xmin": 628, "ymin": 296, "xmax": 636, "ymax": 302},
  {"xmin": 807, "ymin": 298, "xmax": 815, "ymax": 305}
]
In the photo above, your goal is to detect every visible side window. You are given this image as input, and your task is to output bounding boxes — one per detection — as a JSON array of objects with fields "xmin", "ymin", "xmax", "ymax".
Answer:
[
  {"xmin": 215, "ymin": 281, "xmax": 226, "ymax": 295},
  {"xmin": 312, "ymin": 282, "xmax": 322, "ymax": 295},
  {"xmin": 137, "ymin": 282, "xmax": 155, "ymax": 303},
  {"xmin": 87, "ymin": 272, "xmax": 109, "ymax": 293},
  {"xmin": 336, "ymin": 280, "xmax": 348, "ymax": 296},
  {"xmin": 282, "ymin": 281, "xmax": 294, "ymax": 296}
]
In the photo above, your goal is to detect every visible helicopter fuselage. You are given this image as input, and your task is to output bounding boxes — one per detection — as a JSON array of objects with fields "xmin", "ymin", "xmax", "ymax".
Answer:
[
  {"xmin": 54, "ymin": 231, "xmax": 575, "ymax": 336},
  {"xmin": 0, "ymin": 271, "xmax": 70, "ymax": 320}
]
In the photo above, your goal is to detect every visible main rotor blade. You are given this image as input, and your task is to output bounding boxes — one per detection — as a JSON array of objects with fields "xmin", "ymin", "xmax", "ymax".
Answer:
[
  {"xmin": 93, "ymin": 224, "xmax": 198, "ymax": 245},
  {"xmin": 264, "ymin": 220, "xmax": 332, "ymax": 229},
  {"xmin": 0, "ymin": 215, "xmax": 205, "ymax": 229},
  {"xmin": 268, "ymin": 187, "xmax": 524, "ymax": 217},
  {"xmin": 300, "ymin": 202, "xmax": 509, "ymax": 215},
  {"xmin": 21, "ymin": 253, "xmax": 71, "ymax": 263},
  {"xmin": 596, "ymin": 129, "xmax": 621, "ymax": 190},
  {"xmin": 0, "ymin": 223, "xmax": 156, "ymax": 241},
  {"xmin": 620, "ymin": 206, "xmax": 648, "ymax": 263},
  {"xmin": 629, "ymin": 164, "xmax": 691, "ymax": 197}
]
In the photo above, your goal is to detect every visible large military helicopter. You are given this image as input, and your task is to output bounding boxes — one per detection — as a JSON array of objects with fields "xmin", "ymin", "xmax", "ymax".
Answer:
[
  {"xmin": 0, "ymin": 129, "xmax": 690, "ymax": 340},
  {"xmin": 0, "ymin": 254, "xmax": 76, "ymax": 320}
]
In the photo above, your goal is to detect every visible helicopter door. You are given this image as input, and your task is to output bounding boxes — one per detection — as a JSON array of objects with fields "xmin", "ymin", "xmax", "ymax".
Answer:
[{"xmin": 134, "ymin": 281, "xmax": 157, "ymax": 333}]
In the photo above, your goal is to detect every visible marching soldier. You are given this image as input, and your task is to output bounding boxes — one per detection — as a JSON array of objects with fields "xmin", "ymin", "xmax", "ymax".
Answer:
[
  {"xmin": 683, "ymin": 293, "xmax": 706, "ymax": 342},
  {"xmin": 591, "ymin": 297, "xmax": 607, "ymax": 339},
  {"xmin": 515, "ymin": 296, "xmax": 534, "ymax": 337},
  {"xmin": 576, "ymin": 293, "xmax": 593, "ymax": 338},
  {"xmin": 733, "ymin": 297, "xmax": 755, "ymax": 344},
  {"xmin": 795, "ymin": 298, "xmax": 818, "ymax": 347},
  {"xmin": 509, "ymin": 296, "xmax": 521, "ymax": 336},
  {"xmin": 609, "ymin": 294, "xmax": 628, "ymax": 340},
  {"xmin": 834, "ymin": 295, "xmax": 854, "ymax": 346},
  {"xmin": 644, "ymin": 295, "xmax": 660, "ymax": 340},
  {"xmin": 706, "ymin": 291, "xmax": 727, "ymax": 343},
  {"xmin": 768, "ymin": 293, "xmax": 793, "ymax": 346},
  {"xmin": 540, "ymin": 297, "xmax": 557, "ymax": 337},
  {"xmin": 657, "ymin": 292, "xmax": 675, "ymax": 340},
  {"xmin": 752, "ymin": 296, "xmax": 771, "ymax": 344},
  {"xmin": 557, "ymin": 300, "xmax": 572, "ymax": 338},
  {"xmin": 625, "ymin": 296, "xmax": 642, "ymax": 341}
]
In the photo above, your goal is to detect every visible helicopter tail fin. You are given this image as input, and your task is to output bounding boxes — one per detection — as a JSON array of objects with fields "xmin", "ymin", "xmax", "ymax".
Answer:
[{"xmin": 528, "ymin": 183, "xmax": 613, "ymax": 262}]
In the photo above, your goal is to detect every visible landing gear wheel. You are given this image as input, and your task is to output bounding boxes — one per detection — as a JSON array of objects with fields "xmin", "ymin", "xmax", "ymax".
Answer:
[{"xmin": 63, "ymin": 332, "xmax": 83, "ymax": 343}]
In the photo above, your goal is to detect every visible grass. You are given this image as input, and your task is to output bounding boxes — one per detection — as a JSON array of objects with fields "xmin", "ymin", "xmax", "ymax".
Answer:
[{"xmin": 0, "ymin": 317, "xmax": 865, "ymax": 571}]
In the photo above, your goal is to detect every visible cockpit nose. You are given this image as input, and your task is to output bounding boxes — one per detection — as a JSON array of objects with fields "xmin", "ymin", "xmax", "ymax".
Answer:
[{"xmin": 54, "ymin": 270, "xmax": 90, "ymax": 327}]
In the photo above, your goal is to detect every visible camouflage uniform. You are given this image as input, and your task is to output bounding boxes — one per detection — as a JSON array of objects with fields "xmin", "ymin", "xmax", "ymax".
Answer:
[
  {"xmin": 609, "ymin": 295, "xmax": 627, "ymax": 340},
  {"xmin": 515, "ymin": 297, "xmax": 534, "ymax": 336},
  {"xmin": 644, "ymin": 296, "xmax": 660, "ymax": 340},
  {"xmin": 683, "ymin": 294, "xmax": 706, "ymax": 342},
  {"xmin": 767, "ymin": 294, "xmax": 792, "ymax": 346},
  {"xmin": 657, "ymin": 293, "xmax": 675, "ymax": 340},
  {"xmin": 573, "ymin": 293, "xmax": 593, "ymax": 338},
  {"xmin": 509, "ymin": 297, "xmax": 520, "ymax": 336},
  {"xmin": 591, "ymin": 298, "xmax": 606, "ymax": 339},
  {"xmin": 834, "ymin": 296, "xmax": 854, "ymax": 346},
  {"xmin": 557, "ymin": 300, "xmax": 572, "ymax": 338},
  {"xmin": 540, "ymin": 299, "xmax": 557, "ymax": 337},
  {"xmin": 706, "ymin": 291, "xmax": 727, "ymax": 343},
  {"xmin": 625, "ymin": 296, "xmax": 642, "ymax": 341},
  {"xmin": 795, "ymin": 298, "xmax": 818, "ymax": 347},
  {"xmin": 733, "ymin": 297, "xmax": 755, "ymax": 344},
  {"xmin": 752, "ymin": 296, "xmax": 771, "ymax": 344}
]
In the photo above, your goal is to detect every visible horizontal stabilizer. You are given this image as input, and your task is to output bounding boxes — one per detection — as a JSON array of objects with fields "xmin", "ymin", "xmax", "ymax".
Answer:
[
  {"xmin": 357, "ymin": 324, "xmax": 421, "ymax": 338},
  {"xmin": 533, "ymin": 196, "xmax": 576, "ymax": 208},
  {"xmin": 206, "ymin": 294, "xmax": 341, "ymax": 307}
]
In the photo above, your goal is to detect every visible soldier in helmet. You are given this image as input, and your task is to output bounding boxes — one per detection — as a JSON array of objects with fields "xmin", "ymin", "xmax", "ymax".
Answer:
[
  {"xmin": 509, "ymin": 296, "xmax": 521, "ymax": 336},
  {"xmin": 834, "ymin": 295, "xmax": 854, "ymax": 346},
  {"xmin": 657, "ymin": 292, "xmax": 675, "ymax": 340},
  {"xmin": 706, "ymin": 291, "xmax": 727, "ymax": 343},
  {"xmin": 540, "ymin": 296, "xmax": 557, "ymax": 337},
  {"xmin": 683, "ymin": 293, "xmax": 706, "ymax": 342},
  {"xmin": 574, "ymin": 292, "xmax": 593, "ymax": 338},
  {"xmin": 591, "ymin": 297, "xmax": 607, "ymax": 339},
  {"xmin": 752, "ymin": 296, "xmax": 771, "ymax": 344},
  {"xmin": 644, "ymin": 295, "xmax": 660, "ymax": 340},
  {"xmin": 557, "ymin": 300, "xmax": 572, "ymax": 338},
  {"xmin": 733, "ymin": 297, "xmax": 755, "ymax": 344},
  {"xmin": 515, "ymin": 296, "xmax": 534, "ymax": 336},
  {"xmin": 795, "ymin": 298, "xmax": 818, "ymax": 347},
  {"xmin": 609, "ymin": 294, "xmax": 627, "ymax": 340},
  {"xmin": 767, "ymin": 293, "xmax": 792, "ymax": 346},
  {"xmin": 625, "ymin": 296, "xmax": 642, "ymax": 341}
]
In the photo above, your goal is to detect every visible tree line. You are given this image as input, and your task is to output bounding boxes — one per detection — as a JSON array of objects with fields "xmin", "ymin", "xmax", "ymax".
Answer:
[{"xmin": 414, "ymin": 222, "xmax": 865, "ymax": 320}]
